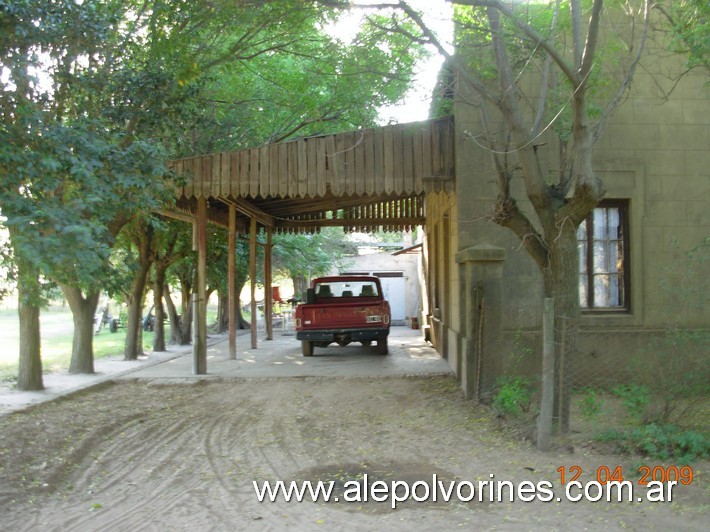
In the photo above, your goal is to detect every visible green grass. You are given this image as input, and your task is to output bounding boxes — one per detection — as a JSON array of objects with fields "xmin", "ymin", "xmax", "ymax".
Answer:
[{"xmin": 0, "ymin": 307, "xmax": 154, "ymax": 382}]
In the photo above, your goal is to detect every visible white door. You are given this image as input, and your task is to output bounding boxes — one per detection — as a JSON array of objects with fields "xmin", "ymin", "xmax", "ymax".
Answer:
[{"xmin": 378, "ymin": 276, "xmax": 406, "ymax": 321}]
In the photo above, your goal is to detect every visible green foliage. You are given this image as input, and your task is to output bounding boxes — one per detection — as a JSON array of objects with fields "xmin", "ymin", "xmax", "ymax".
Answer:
[
  {"xmin": 657, "ymin": 0, "xmax": 710, "ymax": 71},
  {"xmin": 272, "ymin": 228, "xmax": 357, "ymax": 287},
  {"xmin": 597, "ymin": 424, "xmax": 709, "ymax": 463},
  {"xmin": 493, "ymin": 376, "xmax": 533, "ymax": 417},
  {"xmin": 611, "ymin": 384, "xmax": 651, "ymax": 421},
  {"xmin": 175, "ymin": 4, "xmax": 424, "ymax": 156},
  {"xmin": 1, "ymin": 117, "xmax": 169, "ymax": 294},
  {"xmin": 491, "ymin": 331, "xmax": 537, "ymax": 416},
  {"xmin": 578, "ymin": 388, "xmax": 605, "ymax": 420},
  {"xmin": 634, "ymin": 328, "xmax": 710, "ymax": 424}
]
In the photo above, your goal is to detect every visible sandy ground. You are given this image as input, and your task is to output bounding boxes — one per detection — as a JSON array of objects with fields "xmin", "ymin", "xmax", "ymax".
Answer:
[{"xmin": 0, "ymin": 374, "xmax": 706, "ymax": 531}]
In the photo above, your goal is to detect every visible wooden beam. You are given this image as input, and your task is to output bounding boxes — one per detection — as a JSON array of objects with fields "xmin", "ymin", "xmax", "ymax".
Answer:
[
  {"xmin": 277, "ymin": 216, "xmax": 426, "ymax": 229},
  {"xmin": 226, "ymin": 198, "xmax": 275, "ymax": 228},
  {"xmin": 158, "ymin": 209, "xmax": 194, "ymax": 224},
  {"xmin": 166, "ymin": 200, "xmax": 248, "ymax": 231},
  {"xmin": 228, "ymin": 204, "xmax": 237, "ymax": 359},
  {"xmin": 194, "ymin": 196, "xmax": 208, "ymax": 374},
  {"xmin": 249, "ymin": 217, "xmax": 258, "ymax": 350}
]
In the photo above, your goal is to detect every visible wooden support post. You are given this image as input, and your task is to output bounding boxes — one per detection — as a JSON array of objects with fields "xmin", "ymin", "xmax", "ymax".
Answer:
[
  {"xmin": 228, "ymin": 204, "xmax": 237, "ymax": 359},
  {"xmin": 193, "ymin": 196, "xmax": 208, "ymax": 374},
  {"xmin": 249, "ymin": 217, "xmax": 258, "ymax": 349},
  {"xmin": 537, "ymin": 298, "xmax": 555, "ymax": 451},
  {"xmin": 264, "ymin": 227, "xmax": 273, "ymax": 340}
]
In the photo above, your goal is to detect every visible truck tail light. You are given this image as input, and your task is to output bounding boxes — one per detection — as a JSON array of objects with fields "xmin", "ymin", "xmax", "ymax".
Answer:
[
  {"xmin": 295, "ymin": 317, "xmax": 301, "ymax": 328},
  {"xmin": 383, "ymin": 314, "xmax": 390, "ymax": 325}
]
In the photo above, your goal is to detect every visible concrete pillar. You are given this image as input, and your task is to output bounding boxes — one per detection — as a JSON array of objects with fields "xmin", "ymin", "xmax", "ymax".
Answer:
[{"xmin": 455, "ymin": 244, "xmax": 505, "ymax": 400}]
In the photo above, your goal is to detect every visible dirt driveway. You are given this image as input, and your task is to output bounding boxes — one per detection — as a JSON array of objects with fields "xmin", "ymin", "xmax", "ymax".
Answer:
[{"xmin": 0, "ymin": 373, "xmax": 706, "ymax": 531}]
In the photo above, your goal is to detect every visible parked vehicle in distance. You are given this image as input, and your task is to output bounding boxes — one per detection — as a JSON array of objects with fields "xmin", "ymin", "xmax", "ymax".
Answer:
[
  {"xmin": 94, "ymin": 304, "xmax": 122, "ymax": 334},
  {"xmin": 295, "ymin": 276, "xmax": 391, "ymax": 356}
]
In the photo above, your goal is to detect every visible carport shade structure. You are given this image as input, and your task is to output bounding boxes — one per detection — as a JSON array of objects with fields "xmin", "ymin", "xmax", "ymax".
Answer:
[{"xmin": 163, "ymin": 116, "xmax": 455, "ymax": 374}]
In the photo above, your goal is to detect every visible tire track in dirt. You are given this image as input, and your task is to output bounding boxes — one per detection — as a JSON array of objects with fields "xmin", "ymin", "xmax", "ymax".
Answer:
[
  {"xmin": 13, "ymin": 384, "xmax": 228, "ymax": 530},
  {"xmin": 42, "ymin": 416, "xmax": 210, "ymax": 530},
  {"xmin": 203, "ymin": 405, "xmax": 263, "ymax": 495},
  {"xmin": 3, "ymin": 378, "xmax": 707, "ymax": 532}
]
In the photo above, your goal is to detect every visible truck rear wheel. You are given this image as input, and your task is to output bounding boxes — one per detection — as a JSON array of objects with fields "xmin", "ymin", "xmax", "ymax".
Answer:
[
  {"xmin": 302, "ymin": 340, "xmax": 314, "ymax": 356},
  {"xmin": 376, "ymin": 338, "xmax": 388, "ymax": 355}
]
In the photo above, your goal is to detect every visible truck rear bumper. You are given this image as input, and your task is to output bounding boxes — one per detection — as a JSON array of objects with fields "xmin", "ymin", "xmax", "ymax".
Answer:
[{"xmin": 296, "ymin": 328, "xmax": 389, "ymax": 343}]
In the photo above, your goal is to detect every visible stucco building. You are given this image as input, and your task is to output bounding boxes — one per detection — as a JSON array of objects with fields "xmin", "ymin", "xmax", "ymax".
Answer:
[{"xmin": 421, "ymin": 12, "xmax": 709, "ymax": 395}]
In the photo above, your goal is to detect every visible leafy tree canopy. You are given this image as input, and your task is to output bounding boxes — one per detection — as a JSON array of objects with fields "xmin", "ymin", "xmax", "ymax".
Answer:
[{"xmin": 655, "ymin": 0, "xmax": 709, "ymax": 71}]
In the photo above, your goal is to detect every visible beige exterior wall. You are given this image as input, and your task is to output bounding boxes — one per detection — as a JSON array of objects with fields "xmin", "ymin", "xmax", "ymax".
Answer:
[
  {"xmin": 441, "ymin": 24, "xmax": 709, "ymax": 385},
  {"xmin": 423, "ymin": 190, "xmax": 461, "ymax": 375},
  {"xmin": 580, "ymin": 39, "xmax": 708, "ymax": 369}
]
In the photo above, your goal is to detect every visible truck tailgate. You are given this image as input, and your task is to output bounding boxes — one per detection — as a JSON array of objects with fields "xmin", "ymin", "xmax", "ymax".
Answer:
[{"xmin": 299, "ymin": 302, "xmax": 387, "ymax": 329}]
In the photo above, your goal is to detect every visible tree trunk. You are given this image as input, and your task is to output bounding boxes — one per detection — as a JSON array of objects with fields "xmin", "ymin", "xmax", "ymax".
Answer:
[
  {"xmin": 292, "ymin": 274, "xmax": 307, "ymax": 302},
  {"xmin": 216, "ymin": 286, "xmax": 250, "ymax": 331},
  {"xmin": 235, "ymin": 276, "xmax": 250, "ymax": 329},
  {"xmin": 62, "ymin": 285, "xmax": 100, "ymax": 374},
  {"xmin": 124, "ymin": 223, "xmax": 155, "ymax": 360},
  {"xmin": 542, "ymin": 221, "xmax": 581, "ymax": 433},
  {"xmin": 165, "ymin": 282, "xmax": 193, "ymax": 345},
  {"xmin": 124, "ymin": 262, "xmax": 151, "ymax": 360},
  {"xmin": 180, "ymin": 280, "xmax": 194, "ymax": 345},
  {"xmin": 217, "ymin": 292, "xmax": 228, "ymax": 333},
  {"xmin": 16, "ymin": 264, "xmax": 44, "ymax": 391},
  {"xmin": 164, "ymin": 288, "xmax": 182, "ymax": 345},
  {"xmin": 153, "ymin": 267, "xmax": 167, "ymax": 352},
  {"xmin": 180, "ymin": 298, "xmax": 193, "ymax": 344}
]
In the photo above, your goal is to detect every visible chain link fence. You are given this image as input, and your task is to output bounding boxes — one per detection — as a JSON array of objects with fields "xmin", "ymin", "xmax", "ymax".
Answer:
[{"xmin": 483, "ymin": 301, "xmax": 709, "ymax": 455}]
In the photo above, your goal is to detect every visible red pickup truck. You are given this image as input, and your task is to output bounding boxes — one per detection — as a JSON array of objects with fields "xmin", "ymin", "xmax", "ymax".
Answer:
[{"xmin": 295, "ymin": 276, "xmax": 391, "ymax": 356}]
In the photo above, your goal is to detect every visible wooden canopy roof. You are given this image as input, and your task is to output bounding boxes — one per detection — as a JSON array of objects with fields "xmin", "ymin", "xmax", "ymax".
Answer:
[{"xmin": 167, "ymin": 116, "xmax": 454, "ymax": 232}]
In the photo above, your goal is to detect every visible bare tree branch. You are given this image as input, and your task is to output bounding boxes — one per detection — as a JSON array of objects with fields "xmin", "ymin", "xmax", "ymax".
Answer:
[
  {"xmin": 394, "ymin": 1, "xmax": 501, "ymax": 106},
  {"xmin": 532, "ymin": 0, "xmax": 561, "ymax": 136},
  {"xmin": 592, "ymin": 0, "xmax": 651, "ymax": 142},
  {"xmin": 580, "ymin": 0, "xmax": 605, "ymax": 80},
  {"xmin": 453, "ymin": 0, "xmax": 580, "ymax": 86},
  {"xmin": 493, "ymin": 198, "xmax": 549, "ymax": 269},
  {"xmin": 269, "ymin": 110, "xmax": 345, "ymax": 143},
  {"xmin": 570, "ymin": 0, "xmax": 584, "ymax": 70},
  {"xmin": 486, "ymin": 5, "xmax": 549, "ymax": 213}
]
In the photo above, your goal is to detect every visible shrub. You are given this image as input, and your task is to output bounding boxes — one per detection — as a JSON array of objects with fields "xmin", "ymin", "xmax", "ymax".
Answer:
[
  {"xmin": 493, "ymin": 376, "xmax": 533, "ymax": 417},
  {"xmin": 597, "ymin": 424, "xmax": 709, "ymax": 463},
  {"xmin": 578, "ymin": 388, "xmax": 604, "ymax": 419},
  {"xmin": 611, "ymin": 384, "xmax": 650, "ymax": 422},
  {"xmin": 625, "ymin": 327, "xmax": 710, "ymax": 425}
]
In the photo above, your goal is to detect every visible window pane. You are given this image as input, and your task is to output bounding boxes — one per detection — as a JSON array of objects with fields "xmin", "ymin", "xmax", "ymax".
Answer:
[
  {"xmin": 607, "ymin": 275, "xmax": 620, "ymax": 306},
  {"xmin": 578, "ymin": 241, "xmax": 587, "ymax": 274},
  {"xmin": 616, "ymin": 239, "xmax": 624, "ymax": 272},
  {"xmin": 578, "ymin": 202, "xmax": 628, "ymax": 310},
  {"xmin": 607, "ymin": 244, "xmax": 619, "ymax": 273},
  {"xmin": 579, "ymin": 275, "xmax": 588, "ymax": 307},
  {"xmin": 607, "ymin": 208, "xmax": 620, "ymax": 239},
  {"xmin": 593, "ymin": 241, "xmax": 608, "ymax": 273},
  {"xmin": 593, "ymin": 275, "xmax": 609, "ymax": 307},
  {"xmin": 593, "ymin": 209, "xmax": 607, "ymax": 239}
]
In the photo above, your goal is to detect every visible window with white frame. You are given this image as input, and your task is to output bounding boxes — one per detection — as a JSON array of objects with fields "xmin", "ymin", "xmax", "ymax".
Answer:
[{"xmin": 578, "ymin": 201, "xmax": 629, "ymax": 310}]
